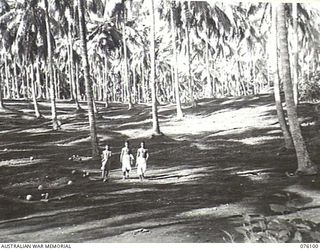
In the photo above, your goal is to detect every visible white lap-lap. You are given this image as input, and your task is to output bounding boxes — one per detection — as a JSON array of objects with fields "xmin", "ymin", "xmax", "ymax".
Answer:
[
  {"xmin": 122, "ymin": 154, "xmax": 132, "ymax": 171},
  {"xmin": 137, "ymin": 157, "xmax": 147, "ymax": 175}
]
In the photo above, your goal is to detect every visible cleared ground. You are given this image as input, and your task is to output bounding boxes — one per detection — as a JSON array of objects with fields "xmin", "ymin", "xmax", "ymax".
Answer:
[{"xmin": 0, "ymin": 94, "xmax": 320, "ymax": 242}]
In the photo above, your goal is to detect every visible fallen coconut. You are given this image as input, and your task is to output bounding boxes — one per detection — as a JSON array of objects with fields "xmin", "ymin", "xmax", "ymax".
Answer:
[
  {"xmin": 38, "ymin": 185, "xmax": 43, "ymax": 191},
  {"xmin": 71, "ymin": 170, "xmax": 76, "ymax": 175},
  {"xmin": 30, "ymin": 156, "xmax": 34, "ymax": 161},
  {"xmin": 67, "ymin": 180, "xmax": 73, "ymax": 185},
  {"xmin": 26, "ymin": 194, "xmax": 33, "ymax": 201}
]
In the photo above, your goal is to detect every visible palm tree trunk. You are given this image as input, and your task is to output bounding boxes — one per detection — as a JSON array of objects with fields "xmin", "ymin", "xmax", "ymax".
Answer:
[
  {"xmin": 205, "ymin": 15, "xmax": 212, "ymax": 98},
  {"xmin": 185, "ymin": 3, "xmax": 196, "ymax": 107},
  {"xmin": 13, "ymin": 57, "xmax": 18, "ymax": 98},
  {"xmin": 69, "ymin": 22, "xmax": 80, "ymax": 110},
  {"xmin": 36, "ymin": 56, "xmax": 42, "ymax": 99},
  {"xmin": 133, "ymin": 69, "xmax": 137, "ymax": 104},
  {"xmin": 272, "ymin": 4, "xmax": 293, "ymax": 150},
  {"xmin": 122, "ymin": 21, "xmax": 133, "ymax": 110},
  {"xmin": 31, "ymin": 63, "xmax": 42, "ymax": 118},
  {"xmin": 150, "ymin": 0, "xmax": 161, "ymax": 135},
  {"xmin": 292, "ymin": 3, "xmax": 299, "ymax": 106},
  {"xmin": 57, "ymin": 70, "xmax": 60, "ymax": 99},
  {"xmin": 44, "ymin": 0, "xmax": 59, "ymax": 130},
  {"xmin": 53, "ymin": 66, "xmax": 58, "ymax": 99},
  {"xmin": 98, "ymin": 66, "xmax": 103, "ymax": 102},
  {"xmin": 21, "ymin": 58, "xmax": 26, "ymax": 99},
  {"xmin": 75, "ymin": 61, "xmax": 81, "ymax": 101},
  {"xmin": 4, "ymin": 54, "xmax": 10, "ymax": 99},
  {"xmin": 26, "ymin": 65, "xmax": 30, "ymax": 99},
  {"xmin": 0, "ymin": 73, "xmax": 4, "ymax": 109},
  {"xmin": 277, "ymin": 3, "xmax": 317, "ymax": 175},
  {"xmin": 78, "ymin": 0, "xmax": 100, "ymax": 158},
  {"xmin": 45, "ymin": 67, "xmax": 49, "ymax": 99},
  {"xmin": 170, "ymin": 4, "xmax": 183, "ymax": 119},
  {"xmin": 103, "ymin": 56, "xmax": 109, "ymax": 108}
]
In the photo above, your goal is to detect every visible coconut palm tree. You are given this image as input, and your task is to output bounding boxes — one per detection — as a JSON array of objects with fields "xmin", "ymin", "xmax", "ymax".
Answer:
[
  {"xmin": 0, "ymin": 0, "xmax": 45, "ymax": 117},
  {"xmin": 78, "ymin": 0, "xmax": 100, "ymax": 158},
  {"xmin": 170, "ymin": 1, "xmax": 183, "ymax": 119},
  {"xmin": 180, "ymin": 1, "xmax": 196, "ymax": 107},
  {"xmin": 277, "ymin": 3, "xmax": 318, "ymax": 175},
  {"xmin": 149, "ymin": 0, "xmax": 161, "ymax": 135},
  {"xmin": 44, "ymin": 0, "xmax": 59, "ymax": 129},
  {"xmin": 292, "ymin": 3, "xmax": 299, "ymax": 106},
  {"xmin": 0, "ymin": 64, "xmax": 4, "ymax": 108},
  {"xmin": 63, "ymin": 3, "xmax": 83, "ymax": 111},
  {"xmin": 109, "ymin": 1, "xmax": 133, "ymax": 110},
  {"xmin": 0, "ymin": 0, "xmax": 9, "ymax": 109},
  {"xmin": 271, "ymin": 3, "xmax": 293, "ymax": 150}
]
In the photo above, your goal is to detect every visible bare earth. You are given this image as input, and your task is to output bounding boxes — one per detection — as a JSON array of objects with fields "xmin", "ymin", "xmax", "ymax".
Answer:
[{"xmin": 0, "ymin": 94, "xmax": 320, "ymax": 243}]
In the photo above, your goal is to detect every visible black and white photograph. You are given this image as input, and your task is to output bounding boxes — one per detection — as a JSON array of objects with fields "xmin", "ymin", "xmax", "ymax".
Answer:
[{"xmin": 0, "ymin": 0, "xmax": 320, "ymax": 246}]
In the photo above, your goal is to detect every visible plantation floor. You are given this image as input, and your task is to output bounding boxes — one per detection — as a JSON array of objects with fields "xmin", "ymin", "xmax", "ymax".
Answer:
[{"xmin": 0, "ymin": 94, "xmax": 320, "ymax": 243}]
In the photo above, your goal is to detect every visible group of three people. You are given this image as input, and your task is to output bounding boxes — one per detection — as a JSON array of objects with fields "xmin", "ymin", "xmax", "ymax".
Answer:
[{"xmin": 100, "ymin": 141, "xmax": 149, "ymax": 182}]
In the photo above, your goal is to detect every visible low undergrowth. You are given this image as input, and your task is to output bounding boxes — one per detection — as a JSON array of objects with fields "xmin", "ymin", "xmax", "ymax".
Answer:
[{"xmin": 229, "ymin": 214, "xmax": 320, "ymax": 243}]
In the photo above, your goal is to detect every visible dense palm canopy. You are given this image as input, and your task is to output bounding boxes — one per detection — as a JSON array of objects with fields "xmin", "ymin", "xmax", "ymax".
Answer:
[{"xmin": 1, "ymin": 1, "xmax": 319, "ymax": 103}]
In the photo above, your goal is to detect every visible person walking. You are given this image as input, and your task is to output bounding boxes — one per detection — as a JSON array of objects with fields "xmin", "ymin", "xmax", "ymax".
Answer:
[
  {"xmin": 120, "ymin": 141, "xmax": 134, "ymax": 179},
  {"xmin": 101, "ymin": 145, "xmax": 112, "ymax": 182},
  {"xmin": 136, "ymin": 141, "xmax": 149, "ymax": 181}
]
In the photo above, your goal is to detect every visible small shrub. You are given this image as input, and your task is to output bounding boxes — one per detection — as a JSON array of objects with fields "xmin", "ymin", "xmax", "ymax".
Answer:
[{"xmin": 299, "ymin": 72, "xmax": 320, "ymax": 103}]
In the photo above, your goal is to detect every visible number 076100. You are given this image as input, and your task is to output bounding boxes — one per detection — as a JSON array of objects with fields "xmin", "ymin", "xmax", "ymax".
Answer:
[{"xmin": 300, "ymin": 244, "xmax": 319, "ymax": 249}]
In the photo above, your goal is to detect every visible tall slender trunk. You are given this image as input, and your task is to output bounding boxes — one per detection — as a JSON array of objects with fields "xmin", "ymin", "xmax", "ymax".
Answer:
[
  {"xmin": 103, "ymin": 56, "xmax": 109, "ymax": 108},
  {"xmin": 185, "ymin": 2, "xmax": 196, "ymax": 107},
  {"xmin": 170, "ymin": 64, "xmax": 175, "ymax": 102},
  {"xmin": 112, "ymin": 73, "xmax": 116, "ymax": 102},
  {"xmin": 292, "ymin": 3, "xmax": 299, "ymax": 106},
  {"xmin": 142, "ymin": 57, "xmax": 147, "ymax": 103},
  {"xmin": 122, "ymin": 20, "xmax": 133, "ymax": 110},
  {"xmin": 22, "ymin": 59, "xmax": 27, "ymax": 99},
  {"xmin": 133, "ymin": 69, "xmax": 137, "ymax": 104},
  {"xmin": 13, "ymin": 57, "xmax": 18, "ymax": 98},
  {"xmin": 170, "ymin": 4, "xmax": 183, "ymax": 119},
  {"xmin": 44, "ymin": 0, "xmax": 59, "ymax": 130},
  {"xmin": 205, "ymin": 15, "xmax": 212, "ymax": 97},
  {"xmin": 31, "ymin": 63, "xmax": 42, "ymax": 118},
  {"xmin": 57, "ymin": 70, "xmax": 60, "ymax": 99},
  {"xmin": 78, "ymin": 0, "xmax": 100, "ymax": 158},
  {"xmin": 36, "ymin": 56, "xmax": 42, "ymax": 99},
  {"xmin": 277, "ymin": 3, "xmax": 317, "ymax": 175},
  {"xmin": 75, "ymin": 61, "xmax": 81, "ymax": 101},
  {"xmin": 26, "ymin": 64, "xmax": 31, "ymax": 99},
  {"xmin": 4, "ymin": 54, "xmax": 10, "ymax": 99},
  {"xmin": 45, "ymin": 67, "xmax": 49, "ymax": 99},
  {"xmin": 0, "ymin": 72, "xmax": 4, "ymax": 109},
  {"xmin": 68, "ymin": 23, "xmax": 81, "ymax": 110},
  {"xmin": 99, "ymin": 65, "xmax": 103, "ymax": 102},
  {"xmin": 53, "ymin": 66, "xmax": 58, "ymax": 99},
  {"xmin": 271, "ymin": 4, "xmax": 293, "ymax": 150},
  {"xmin": 149, "ymin": 0, "xmax": 161, "ymax": 135}
]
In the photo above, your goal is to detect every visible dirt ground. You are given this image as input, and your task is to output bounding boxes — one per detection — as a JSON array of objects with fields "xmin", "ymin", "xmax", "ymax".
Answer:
[{"xmin": 0, "ymin": 94, "xmax": 320, "ymax": 243}]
